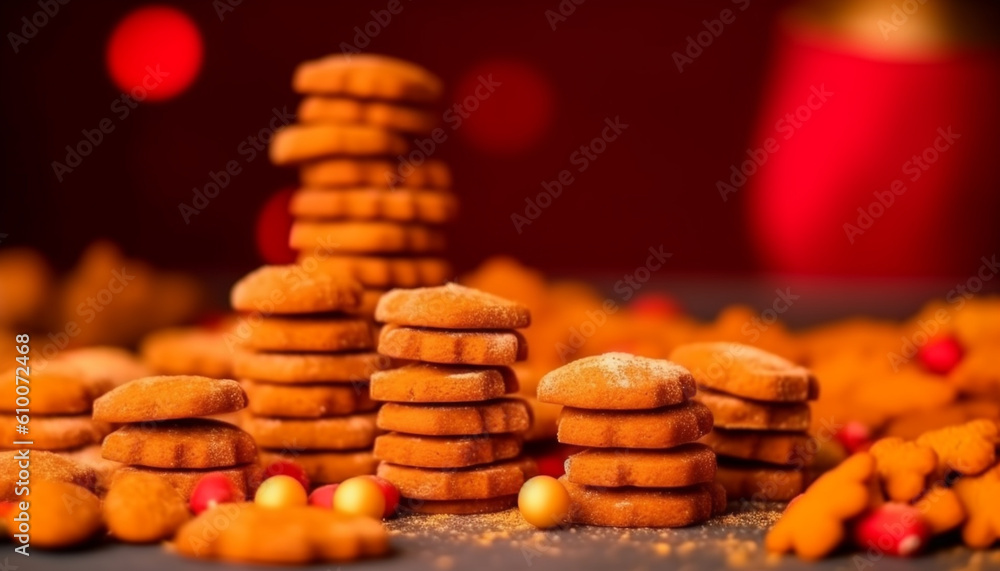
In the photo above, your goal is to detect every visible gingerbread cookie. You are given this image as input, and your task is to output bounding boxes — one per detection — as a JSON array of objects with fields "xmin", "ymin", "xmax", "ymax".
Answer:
[
  {"xmin": 93, "ymin": 376, "xmax": 247, "ymax": 423},
  {"xmin": 915, "ymin": 419, "xmax": 999, "ymax": 476},
  {"xmin": 695, "ymin": 389, "xmax": 811, "ymax": 431},
  {"xmin": 62, "ymin": 445, "xmax": 122, "ymax": 494},
  {"xmin": 537, "ymin": 352, "xmax": 695, "ymax": 410},
  {"xmin": 18, "ymin": 481, "xmax": 102, "ymax": 549},
  {"xmin": 243, "ymin": 381, "xmax": 377, "ymax": 418},
  {"xmin": 230, "ymin": 264, "xmax": 362, "ymax": 314},
  {"xmin": 299, "ymin": 158, "xmax": 451, "ymax": 189},
  {"xmin": 270, "ymin": 124, "xmax": 408, "ymax": 165},
  {"xmin": 243, "ymin": 413, "xmax": 379, "ymax": 450},
  {"xmin": 700, "ymin": 429, "xmax": 814, "ymax": 466},
  {"xmin": 140, "ymin": 327, "xmax": 233, "ymax": 378},
  {"xmin": 557, "ymin": 401, "xmax": 713, "ymax": 449},
  {"xmin": 102, "ymin": 419, "xmax": 257, "ymax": 469},
  {"xmin": 561, "ymin": 477, "xmax": 722, "ymax": 528},
  {"xmin": 291, "ymin": 189, "xmax": 458, "ymax": 225},
  {"xmin": 564, "ymin": 443, "xmax": 716, "ymax": 488},
  {"xmin": 401, "ymin": 495, "xmax": 518, "ymax": 515},
  {"xmin": 914, "ymin": 484, "xmax": 966, "ymax": 535},
  {"xmin": 378, "ymin": 325, "xmax": 528, "ymax": 366},
  {"xmin": 293, "ymin": 53, "xmax": 443, "ymax": 103},
  {"xmin": 0, "ymin": 414, "xmax": 110, "ymax": 450},
  {"xmin": 0, "ymin": 450, "xmax": 97, "ymax": 500},
  {"xmin": 714, "ymin": 461, "xmax": 806, "ymax": 501},
  {"xmin": 296, "ymin": 255, "xmax": 453, "ymax": 288},
  {"xmin": 377, "ymin": 458, "xmax": 535, "ymax": 500},
  {"xmin": 289, "ymin": 221, "xmax": 446, "ymax": 253},
  {"xmin": 113, "ymin": 464, "xmax": 260, "ymax": 502},
  {"xmin": 376, "ymin": 399, "xmax": 530, "ymax": 436},
  {"xmin": 298, "ymin": 97, "xmax": 438, "ymax": 134},
  {"xmin": 237, "ymin": 317, "xmax": 374, "ymax": 352},
  {"xmin": 670, "ymin": 342, "xmax": 818, "ymax": 402},
  {"xmin": 952, "ymin": 468, "xmax": 1000, "ymax": 547},
  {"xmin": 103, "ymin": 471, "xmax": 190, "ymax": 543},
  {"xmin": 375, "ymin": 283, "xmax": 530, "ymax": 329},
  {"xmin": 374, "ymin": 432, "xmax": 522, "ymax": 468},
  {"xmin": 869, "ymin": 437, "xmax": 938, "ymax": 502},
  {"xmin": 370, "ymin": 363, "xmax": 518, "ymax": 403},
  {"xmin": 0, "ymin": 362, "xmax": 113, "ymax": 415},
  {"xmin": 233, "ymin": 351, "xmax": 389, "ymax": 383},
  {"xmin": 259, "ymin": 450, "xmax": 378, "ymax": 485}
]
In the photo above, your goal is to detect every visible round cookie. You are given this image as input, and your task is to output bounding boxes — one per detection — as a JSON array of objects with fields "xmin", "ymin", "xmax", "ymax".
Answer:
[
  {"xmin": 298, "ymin": 97, "xmax": 438, "ymax": 134},
  {"xmin": 112, "ymin": 464, "xmax": 261, "ymax": 502},
  {"xmin": 237, "ymin": 317, "xmax": 374, "ymax": 352},
  {"xmin": 564, "ymin": 443, "xmax": 717, "ymax": 488},
  {"xmin": 295, "ymin": 255, "xmax": 453, "ymax": 288},
  {"xmin": 373, "ymin": 432, "xmax": 522, "ymax": 468},
  {"xmin": 103, "ymin": 471, "xmax": 191, "ymax": 543},
  {"xmin": 299, "ymin": 158, "xmax": 451, "ymax": 189},
  {"xmin": 537, "ymin": 352, "xmax": 696, "ymax": 410},
  {"xmin": 230, "ymin": 264, "xmax": 363, "ymax": 314},
  {"xmin": 293, "ymin": 53, "xmax": 443, "ymax": 103},
  {"xmin": 290, "ymin": 189, "xmax": 458, "ymax": 225},
  {"xmin": 233, "ymin": 351, "xmax": 389, "ymax": 383},
  {"xmin": 288, "ymin": 221, "xmax": 446, "ymax": 253},
  {"xmin": 243, "ymin": 413, "xmax": 379, "ymax": 450},
  {"xmin": 243, "ymin": 381, "xmax": 377, "ymax": 418},
  {"xmin": 101, "ymin": 419, "xmax": 257, "ymax": 469},
  {"xmin": 561, "ymin": 477, "xmax": 725, "ymax": 528},
  {"xmin": 0, "ymin": 450, "xmax": 97, "ymax": 500},
  {"xmin": 0, "ymin": 362, "xmax": 114, "ymax": 415},
  {"xmin": 376, "ymin": 457, "xmax": 536, "ymax": 500},
  {"xmin": 378, "ymin": 325, "xmax": 528, "ymax": 366},
  {"xmin": 259, "ymin": 450, "xmax": 378, "ymax": 485},
  {"xmin": 375, "ymin": 283, "xmax": 531, "ymax": 329},
  {"xmin": 669, "ymin": 342, "xmax": 818, "ymax": 402},
  {"xmin": 93, "ymin": 376, "xmax": 247, "ymax": 423},
  {"xmin": 557, "ymin": 401, "xmax": 714, "ymax": 449},
  {"xmin": 376, "ymin": 399, "xmax": 531, "ymax": 436},
  {"xmin": 400, "ymin": 494, "xmax": 518, "ymax": 515},
  {"xmin": 700, "ymin": 429, "xmax": 815, "ymax": 466},
  {"xmin": 715, "ymin": 461, "xmax": 807, "ymax": 501},
  {"xmin": 370, "ymin": 363, "xmax": 518, "ymax": 403},
  {"xmin": 695, "ymin": 389, "xmax": 811, "ymax": 431},
  {"xmin": 0, "ymin": 415, "xmax": 110, "ymax": 451},
  {"xmin": 22, "ymin": 480, "xmax": 103, "ymax": 549},
  {"xmin": 269, "ymin": 124, "xmax": 409, "ymax": 165},
  {"xmin": 140, "ymin": 327, "xmax": 233, "ymax": 378}
]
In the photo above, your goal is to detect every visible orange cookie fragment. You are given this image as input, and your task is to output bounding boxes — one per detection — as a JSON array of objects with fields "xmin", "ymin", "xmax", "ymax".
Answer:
[
  {"xmin": 370, "ymin": 363, "xmax": 517, "ymax": 403},
  {"xmin": 243, "ymin": 413, "xmax": 379, "ymax": 450},
  {"xmin": 700, "ymin": 429, "xmax": 814, "ymax": 466},
  {"xmin": 0, "ymin": 415, "xmax": 110, "ymax": 451},
  {"xmin": 916, "ymin": 419, "xmax": 999, "ymax": 476},
  {"xmin": 243, "ymin": 381, "xmax": 377, "ymax": 418},
  {"xmin": 233, "ymin": 352, "xmax": 390, "ymax": 383},
  {"xmin": 375, "ymin": 283, "xmax": 531, "ymax": 329},
  {"xmin": 715, "ymin": 461, "xmax": 807, "ymax": 502},
  {"xmin": 670, "ymin": 342, "xmax": 818, "ymax": 402},
  {"xmin": 18, "ymin": 481, "xmax": 103, "ymax": 549},
  {"xmin": 101, "ymin": 419, "xmax": 257, "ymax": 469},
  {"xmin": 93, "ymin": 376, "xmax": 247, "ymax": 423},
  {"xmin": 293, "ymin": 53, "xmax": 443, "ymax": 103},
  {"xmin": 238, "ymin": 317, "xmax": 374, "ymax": 352},
  {"xmin": 0, "ymin": 362, "xmax": 113, "ymax": 415},
  {"xmin": 561, "ymin": 477, "xmax": 723, "ymax": 528},
  {"xmin": 298, "ymin": 97, "xmax": 438, "ymax": 134},
  {"xmin": 914, "ymin": 485, "xmax": 966, "ymax": 535},
  {"xmin": 537, "ymin": 352, "xmax": 695, "ymax": 410},
  {"xmin": 377, "ymin": 458, "xmax": 535, "ymax": 500},
  {"xmin": 230, "ymin": 264, "xmax": 362, "ymax": 314},
  {"xmin": 557, "ymin": 401, "xmax": 713, "ymax": 449},
  {"xmin": 0, "ymin": 450, "xmax": 97, "ymax": 500},
  {"xmin": 373, "ymin": 432, "xmax": 522, "ymax": 468},
  {"xmin": 103, "ymin": 471, "xmax": 190, "ymax": 543},
  {"xmin": 378, "ymin": 325, "xmax": 527, "ymax": 366},
  {"xmin": 564, "ymin": 444, "xmax": 716, "ymax": 488},
  {"xmin": 270, "ymin": 124, "xmax": 408, "ymax": 164},
  {"xmin": 298, "ymin": 256, "xmax": 453, "ymax": 288},
  {"xmin": 695, "ymin": 389, "xmax": 811, "ymax": 431},
  {"xmin": 290, "ymin": 189, "xmax": 458, "ymax": 225},
  {"xmin": 952, "ymin": 465, "xmax": 1000, "ymax": 548},
  {"xmin": 299, "ymin": 158, "xmax": 451, "ymax": 189},
  {"xmin": 869, "ymin": 437, "xmax": 938, "ymax": 502},
  {"xmin": 376, "ymin": 399, "xmax": 530, "ymax": 436},
  {"xmin": 140, "ymin": 327, "xmax": 233, "ymax": 378},
  {"xmin": 289, "ymin": 221, "xmax": 445, "ymax": 254}
]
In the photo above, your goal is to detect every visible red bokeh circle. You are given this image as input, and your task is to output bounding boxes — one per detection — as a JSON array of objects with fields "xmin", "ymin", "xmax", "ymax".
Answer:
[{"xmin": 255, "ymin": 187, "xmax": 296, "ymax": 265}]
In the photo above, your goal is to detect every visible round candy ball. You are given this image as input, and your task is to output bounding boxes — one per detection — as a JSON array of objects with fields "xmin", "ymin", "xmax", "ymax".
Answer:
[
  {"xmin": 190, "ymin": 472, "xmax": 236, "ymax": 514},
  {"xmin": 333, "ymin": 477, "xmax": 385, "ymax": 519},
  {"xmin": 308, "ymin": 484, "xmax": 339, "ymax": 509},
  {"xmin": 366, "ymin": 476, "xmax": 400, "ymax": 518},
  {"xmin": 518, "ymin": 475, "xmax": 571, "ymax": 529},
  {"xmin": 255, "ymin": 475, "xmax": 308, "ymax": 508}
]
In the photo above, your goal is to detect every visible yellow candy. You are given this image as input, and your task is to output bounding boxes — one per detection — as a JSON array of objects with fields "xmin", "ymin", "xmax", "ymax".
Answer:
[
  {"xmin": 333, "ymin": 476, "xmax": 385, "ymax": 519},
  {"xmin": 255, "ymin": 475, "xmax": 308, "ymax": 508},
  {"xmin": 518, "ymin": 475, "xmax": 571, "ymax": 529}
]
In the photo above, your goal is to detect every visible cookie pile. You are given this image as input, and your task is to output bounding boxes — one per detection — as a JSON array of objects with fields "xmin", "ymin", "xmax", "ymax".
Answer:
[
  {"xmin": 92, "ymin": 375, "xmax": 260, "ymax": 501},
  {"xmin": 538, "ymin": 353, "xmax": 725, "ymax": 527},
  {"xmin": 669, "ymin": 342, "xmax": 818, "ymax": 501},
  {"xmin": 230, "ymin": 265, "xmax": 391, "ymax": 485},
  {"xmin": 271, "ymin": 53, "xmax": 457, "ymax": 318},
  {"xmin": 371, "ymin": 284, "xmax": 537, "ymax": 514}
]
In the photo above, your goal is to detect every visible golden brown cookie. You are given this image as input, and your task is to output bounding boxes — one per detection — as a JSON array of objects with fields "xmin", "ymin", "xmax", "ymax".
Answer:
[
  {"xmin": 869, "ymin": 437, "xmax": 938, "ymax": 502},
  {"xmin": 237, "ymin": 316, "xmax": 374, "ymax": 352},
  {"xmin": 561, "ymin": 477, "xmax": 722, "ymax": 528},
  {"xmin": 233, "ymin": 351, "xmax": 389, "ymax": 383},
  {"xmin": 270, "ymin": 124, "xmax": 409, "ymax": 165},
  {"xmin": 57, "ymin": 345, "xmax": 153, "ymax": 387},
  {"xmin": 694, "ymin": 389, "xmax": 811, "ymax": 431},
  {"xmin": 952, "ymin": 465, "xmax": 1000, "ymax": 548},
  {"xmin": 376, "ymin": 399, "xmax": 531, "ymax": 436},
  {"xmin": 230, "ymin": 264, "xmax": 363, "ymax": 314},
  {"xmin": 375, "ymin": 283, "xmax": 531, "ymax": 329},
  {"xmin": 378, "ymin": 325, "xmax": 528, "ymax": 366},
  {"xmin": 537, "ymin": 352, "xmax": 695, "ymax": 410},
  {"xmin": 112, "ymin": 464, "xmax": 260, "ymax": 502},
  {"xmin": 0, "ymin": 414, "xmax": 110, "ymax": 451},
  {"xmin": 295, "ymin": 255, "xmax": 453, "ymax": 288},
  {"xmin": 259, "ymin": 450, "xmax": 378, "ymax": 484},
  {"xmin": 101, "ymin": 419, "xmax": 257, "ymax": 469},
  {"xmin": 370, "ymin": 363, "xmax": 518, "ymax": 403},
  {"xmin": 0, "ymin": 361, "xmax": 114, "ymax": 415},
  {"xmin": 93, "ymin": 376, "xmax": 247, "ymax": 423},
  {"xmin": 915, "ymin": 419, "xmax": 999, "ymax": 476},
  {"xmin": 299, "ymin": 158, "xmax": 451, "ymax": 189},
  {"xmin": 19, "ymin": 480, "xmax": 103, "ymax": 549},
  {"xmin": 700, "ymin": 429, "xmax": 814, "ymax": 466},
  {"xmin": 557, "ymin": 401, "xmax": 714, "ymax": 449},
  {"xmin": 715, "ymin": 461, "xmax": 807, "ymax": 501},
  {"xmin": 377, "ymin": 457, "xmax": 535, "ymax": 500},
  {"xmin": 62, "ymin": 445, "xmax": 122, "ymax": 495},
  {"xmin": 0, "ymin": 450, "xmax": 97, "ymax": 500},
  {"xmin": 373, "ymin": 432, "xmax": 522, "ymax": 468},
  {"xmin": 139, "ymin": 327, "xmax": 233, "ymax": 378},
  {"xmin": 400, "ymin": 494, "xmax": 518, "ymax": 515},
  {"xmin": 298, "ymin": 97, "xmax": 438, "ymax": 134},
  {"xmin": 564, "ymin": 443, "xmax": 717, "ymax": 488},
  {"xmin": 243, "ymin": 381, "xmax": 377, "ymax": 418},
  {"xmin": 243, "ymin": 413, "xmax": 379, "ymax": 450},
  {"xmin": 103, "ymin": 471, "xmax": 191, "ymax": 543},
  {"xmin": 293, "ymin": 53, "xmax": 443, "ymax": 103},
  {"xmin": 291, "ymin": 189, "xmax": 458, "ymax": 224},
  {"xmin": 670, "ymin": 342, "xmax": 818, "ymax": 402},
  {"xmin": 289, "ymin": 221, "xmax": 446, "ymax": 254}
]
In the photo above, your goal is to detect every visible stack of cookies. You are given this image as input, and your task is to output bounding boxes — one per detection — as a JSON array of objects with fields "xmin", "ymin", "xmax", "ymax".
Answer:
[
  {"xmin": 537, "ymin": 353, "xmax": 726, "ymax": 527},
  {"xmin": 670, "ymin": 342, "xmax": 818, "ymax": 502},
  {"xmin": 92, "ymin": 375, "xmax": 260, "ymax": 501},
  {"xmin": 371, "ymin": 284, "xmax": 537, "ymax": 514},
  {"xmin": 230, "ymin": 265, "xmax": 392, "ymax": 485}
]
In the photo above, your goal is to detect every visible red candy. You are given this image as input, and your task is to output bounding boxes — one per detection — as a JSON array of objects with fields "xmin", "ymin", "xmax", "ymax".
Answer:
[
  {"xmin": 852, "ymin": 504, "xmax": 930, "ymax": 557},
  {"xmin": 190, "ymin": 472, "xmax": 236, "ymax": 514},
  {"xmin": 264, "ymin": 460, "xmax": 310, "ymax": 491},
  {"xmin": 308, "ymin": 484, "xmax": 339, "ymax": 509},
  {"xmin": 365, "ymin": 476, "xmax": 400, "ymax": 518},
  {"xmin": 918, "ymin": 336, "xmax": 964, "ymax": 375},
  {"xmin": 836, "ymin": 421, "xmax": 872, "ymax": 454}
]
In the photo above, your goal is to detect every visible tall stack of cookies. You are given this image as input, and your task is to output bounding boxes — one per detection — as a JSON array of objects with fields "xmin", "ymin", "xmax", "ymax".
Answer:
[
  {"xmin": 230, "ymin": 265, "xmax": 391, "ymax": 485},
  {"xmin": 92, "ymin": 376, "xmax": 260, "ymax": 501},
  {"xmin": 669, "ymin": 342, "xmax": 818, "ymax": 502},
  {"xmin": 371, "ymin": 284, "xmax": 537, "ymax": 514},
  {"xmin": 537, "ymin": 353, "xmax": 726, "ymax": 527}
]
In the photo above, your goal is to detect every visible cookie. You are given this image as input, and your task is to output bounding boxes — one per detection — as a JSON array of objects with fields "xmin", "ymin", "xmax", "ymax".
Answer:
[
  {"xmin": 0, "ymin": 414, "xmax": 110, "ymax": 451},
  {"xmin": 378, "ymin": 325, "xmax": 528, "ymax": 366},
  {"xmin": 57, "ymin": 345, "xmax": 153, "ymax": 387},
  {"xmin": 537, "ymin": 352, "xmax": 695, "ymax": 410},
  {"xmin": 952, "ymin": 465, "xmax": 1000, "ymax": 548},
  {"xmin": 230, "ymin": 264, "xmax": 362, "ymax": 314},
  {"xmin": 233, "ymin": 351, "xmax": 389, "ymax": 383},
  {"xmin": 715, "ymin": 461, "xmax": 807, "ymax": 501},
  {"xmin": 400, "ymin": 494, "xmax": 518, "ymax": 515},
  {"xmin": 243, "ymin": 381, "xmax": 377, "ymax": 418},
  {"xmin": 0, "ymin": 450, "xmax": 97, "ymax": 500},
  {"xmin": 296, "ymin": 255, "xmax": 453, "ymax": 288},
  {"xmin": 561, "ymin": 477, "xmax": 723, "ymax": 528},
  {"xmin": 564, "ymin": 443, "xmax": 717, "ymax": 488},
  {"xmin": 370, "ymin": 363, "xmax": 518, "ymax": 403},
  {"xmin": 18, "ymin": 480, "xmax": 103, "ymax": 549},
  {"xmin": 694, "ymin": 389, "xmax": 811, "ymax": 431},
  {"xmin": 915, "ymin": 419, "xmax": 999, "ymax": 476},
  {"xmin": 299, "ymin": 158, "xmax": 451, "ymax": 189},
  {"xmin": 344, "ymin": 289, "xmax": 386, "ymax": 318},
  {"xmin": 270, "ymin": 124, "xmax": 409, "ymax": 165},
  {"xmin": 243, "ymin": 413, "xmax": 379, "ymax": 450},
  {"xmin": 291, "ymin": 189, "xmax": 458, "ymax": 225},
  {"xmin": 700, "ymin": 429, "xmax": 814, "ymax": 466},
  {"xmin": 376, "ymin": 399, "xmax": 531, "ymax": 436},
  {"xmin": 293, "ymin": 53, "xmax": 443, "ymax": 103},
  {"xmin": 557, "ymin": 401, "xmax": 714, "ymax": 449},
  {"xmin": 259, "ymin": 450, "xmax": 378, "ymax": 484},
  {"xmin": 377, "ymin": 458, "xmax": 536, "ymax": 500},
  {"xmin": 915, "ymin": 484, "xmax": 966, "ymax": 535},
  {"xmin": 0, "ymin": 362, "xmax": 114, "ymax": 415},
  {"xmin": 669, "ymin": 342, "xmax": 818, "ymax": 402},
  {"xmin": 101, "ymin": 419, "xmax": 257, "ymax": 469},
  {"xmin": 289, "ymin": 221, "xmax": 446, "ymax": 253},
  {"xmin": 140, "ymin": 327, "xmax": 233, "ymax": 378},
  {"xmin": 62, "ymin": 445, "xmax": 122, "ymax": 495},
  {"xmin": 375, "ymin": 283, "xmax": 531, "ymax": 329},
  {"xmin": 93, "ymin": 376, "xmax": 247, "ymax": 423},
  {"xmin": 237, "ymin": 316, "xmax": 374, "ymax": 352},
  {"xmin": 103, "ymin": 471, "xmax": 190, "ymax": 543},
  {"xmin": 869, "ymin": 437, "xmax": 938, "ymax": 502},
  {"xmin": 112, "ymin": 464, "xmax": 260, "ymax": 502},
  {"xmin": 373, "ymin": 432, "xmax": 522, "ymax": 468},
  {"xmin": 298, "ymin": 97, "xmax": 438, "ymax": 134}
]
